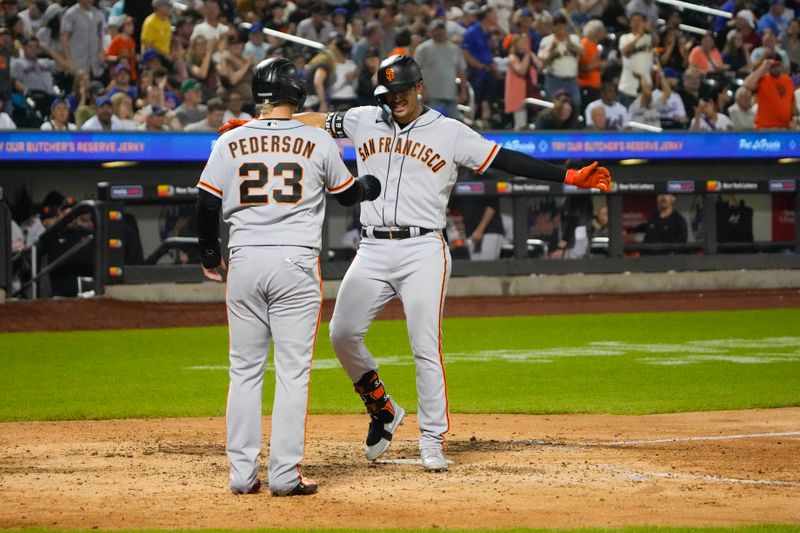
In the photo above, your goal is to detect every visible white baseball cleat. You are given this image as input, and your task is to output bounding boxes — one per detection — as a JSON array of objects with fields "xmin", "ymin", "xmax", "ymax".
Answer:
[
  {"xmin": 420, "ymin": 447, "xmax": 449, "ymax": 472},
  {"xmin": 365, "ymin": 397, "xmax": 406, "ymax": 461}
]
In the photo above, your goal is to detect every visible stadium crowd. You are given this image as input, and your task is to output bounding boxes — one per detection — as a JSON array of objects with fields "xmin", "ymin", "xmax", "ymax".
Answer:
[{"xmin": 0, "ymin": 0, "xmax": 798, "ymax": 132}]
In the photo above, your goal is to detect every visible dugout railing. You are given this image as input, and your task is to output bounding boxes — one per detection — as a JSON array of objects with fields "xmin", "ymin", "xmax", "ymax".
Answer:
[{"xmin": 3, "ymin": 177, "xmax": 799, "ymax": 298}]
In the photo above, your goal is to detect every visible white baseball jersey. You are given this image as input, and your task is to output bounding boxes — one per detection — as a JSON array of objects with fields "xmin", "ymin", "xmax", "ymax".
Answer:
[
  {"xmin": 197, "ymin": 118, "xmax": 354, "ymax": 249},
  {"xmin": 325, "ymin": 107, "xmax": 499, "ymax": 230}
]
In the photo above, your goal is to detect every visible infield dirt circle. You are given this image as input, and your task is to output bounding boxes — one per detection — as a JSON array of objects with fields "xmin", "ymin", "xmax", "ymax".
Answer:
[{"xmin": 1, "ymin": 291, "xmax": 799, "ymax": 528}]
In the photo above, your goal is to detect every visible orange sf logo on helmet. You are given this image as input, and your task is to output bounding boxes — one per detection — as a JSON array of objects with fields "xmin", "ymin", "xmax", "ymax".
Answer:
[{"xmin": 385, "ymin": 68, "xmax": 395, "ymax": 81}]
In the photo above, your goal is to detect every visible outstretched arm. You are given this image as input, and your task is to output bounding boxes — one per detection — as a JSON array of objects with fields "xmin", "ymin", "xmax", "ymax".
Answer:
[
  {"xmin": 294, "ymin": 112, "xmax": 327, "ymax": 129},
  {"xmin": 489, "ymin": 148, "xmax": 612, "ymax": 191}
]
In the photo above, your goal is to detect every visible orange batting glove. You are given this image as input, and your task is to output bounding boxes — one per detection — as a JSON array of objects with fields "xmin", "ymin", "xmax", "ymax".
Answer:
[
  {"xmin": 218, "ymin": 119, "xmax": 251, "ymax": 134},
  {"xmin": 564, "ymin": 161, "xmax": 612, "ymax": 192}
]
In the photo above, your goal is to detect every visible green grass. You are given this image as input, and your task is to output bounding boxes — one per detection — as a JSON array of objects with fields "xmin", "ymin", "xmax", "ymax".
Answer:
[
  {"xmin": 5, "ymin": 527, "xmax": 800, "ymax": 533},
  {"xmin": 1, "ymin": 309, "xmax": 798, "ymax": 422}
]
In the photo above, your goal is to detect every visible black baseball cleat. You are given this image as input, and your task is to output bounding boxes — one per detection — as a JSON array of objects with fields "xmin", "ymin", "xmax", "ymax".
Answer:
[
  {"xmin": 231, "ymin": 478, "xmax": 261, "ymax": 495},
  {"xmin": 272, "ymin": 477, "xmax": 318, "ymax": 497}
]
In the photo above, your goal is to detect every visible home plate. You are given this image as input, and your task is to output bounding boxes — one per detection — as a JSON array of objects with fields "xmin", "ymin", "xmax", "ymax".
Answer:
[{"xmin": 373, "ymin": 458, "xmax": 454, "ymax": 465}]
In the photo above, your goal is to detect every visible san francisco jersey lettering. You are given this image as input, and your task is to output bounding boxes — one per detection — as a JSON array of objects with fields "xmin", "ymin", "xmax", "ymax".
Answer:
[
  {"xmin": 197, "ymin": 119, "xmax": 353, "ymax": 249},
  {"xmin": 326, "ymin": 106, "xmax": 499, "ymax": 229}
]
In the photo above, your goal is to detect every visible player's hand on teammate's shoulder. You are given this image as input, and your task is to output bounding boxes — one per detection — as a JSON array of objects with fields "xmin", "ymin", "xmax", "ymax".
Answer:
[{"xmin": 564, "ymin": 161, "xmax": 613, "ymax": 192}]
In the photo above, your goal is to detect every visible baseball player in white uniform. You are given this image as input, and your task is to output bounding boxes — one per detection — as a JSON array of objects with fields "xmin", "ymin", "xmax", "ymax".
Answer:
[
  {"xmin": 296, "ymin": 55, "xmax": 612, "ymax": 471},
  {"xmin": 196, "ymin": 58, "xmax": 380, "ymax": 495}
]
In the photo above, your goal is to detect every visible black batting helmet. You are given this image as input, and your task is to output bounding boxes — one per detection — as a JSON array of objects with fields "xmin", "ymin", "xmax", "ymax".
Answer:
[
  {"xmin": 252, "ymin": 57, "xmax": 307, "ymax": 109},
  {"xmin": 374, "ymin": 55, "xmax": 422, "ymax": 102}
]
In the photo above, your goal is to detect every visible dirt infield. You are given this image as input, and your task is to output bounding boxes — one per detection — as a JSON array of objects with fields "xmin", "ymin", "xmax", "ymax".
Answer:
[
  {"xmin": 2, "ymin": 290, "xmax": 799, "ymax": 528},
  {"xmin": 1, "ymin": 409, "xmax": 799, "ymax": 529},
  {"xmin": 2, "ymin": 288, "xmax": 799, "ymax": 333}
]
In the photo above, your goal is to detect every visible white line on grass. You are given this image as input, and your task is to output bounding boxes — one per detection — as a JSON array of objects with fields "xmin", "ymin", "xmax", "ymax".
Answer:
[{"xmin": 579, "ymin": 431, "xmax": 800, "ymax": 447}]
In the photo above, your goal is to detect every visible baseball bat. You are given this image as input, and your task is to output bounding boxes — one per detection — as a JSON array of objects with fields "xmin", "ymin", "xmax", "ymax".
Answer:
[{"xmin": 259, "ymin": 26, "xmax": 326, "ymax": 50}]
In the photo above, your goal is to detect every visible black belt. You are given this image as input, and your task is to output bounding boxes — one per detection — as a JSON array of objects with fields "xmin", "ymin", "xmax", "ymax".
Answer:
[{"xmin": 361, "ymin": 227, "xmax": 436, "ymax": 240}]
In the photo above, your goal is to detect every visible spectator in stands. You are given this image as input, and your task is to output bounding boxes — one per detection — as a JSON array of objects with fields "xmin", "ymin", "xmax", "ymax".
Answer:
[
  {"xmin": 658, "ymin": 27, "xmax": 690, "ymax": 73},
  {"xmin": 356, "ymin": 45, "xmax": 380, "ymax": 105},
  {"xmin": 732, "ymin": 9, "xmax": 762, "ymax": 50},
  {"xmin": 642, "ymin": 194, "xmax": 688, "ymax": 254},
  {"xmin": 677, "ymin": 66, "xmax": 702, "ymax": 123},
  {"xmin": 377, "ymin": 6, "xmax": 398, "ymax": 57},
  {"xmin": 139, "ymin": 104, "xmax": 170, "ymax": 131},
  {"xmin": 578, "ymin": 19, "xmax": 606, "ymax": 107},
  {"xmin": 173, "ymin": 78, "xmax": 207, "ymax": 129},
  {"xmin": 264, "ymin": 1, "xmax": 290, "ymax": 33},
  {"xmin": 751, "ymin": 29, "xmax": 791, "ymax": 70},
  {"xmin": 534, "ymin": 91, "xmax": 580, "ymax": 129},
  {"xmin": 82, "ymin": 96, "xmax": 123, "ymax": 131},
  {"xmin": 223, "ymin": 89, "xmax": 252, "ymax": 121},
  {"xmin": 141, "ymin": 48, "xmax": 166, "ymax": 78},
  {"xmin": 618, "ymin": 12, "xmax": 653, "ymax": 106},
  {"xmin": 107, "ymin": 63, "xmax": 137, "ymax": 100},
  {"xmin": 141, "ymin": 0, "xmax": 173, "ymax": 57},
  {"xmin": 325, "ymin": 37, "xmax": 358, "ymax": 110},
  {"xmin": 192, "ymin": 0, "xmax": 231, "ymax": 44},
  {"xmin": 218, "ymin": 33, "xmax": 254, "ymax": 105},
  {"xmin": 728, "ymin": 86, "xmax": 757, "ymax": 129},
  {"xmin": 646, "ymin": 66, "xmax": 686, "ymax": 129},
  {"xmin": 17, "ymin": 0, "xmax": 44, "ymax": 38},
  {"xmin": 306, "ymin": 36, "xmax": 348, "ymax": 112},
  {"xmin": 588, "ymin": 105, "xmax": 607, "ymax": 129},
  {"xmin": 352, "ymin": 20, "xmax": 383, "ymax": 68},
  {"xmin": 39, "ymin": 196, "xmax": 95, "ymax": 298},
  {"xmin": 35, "ymin": 3, "xmax": 69, "ymax": 74},
  {"xmin": 41, "ymin": 98, "xmax": 76, "ymax": 131},
  {"xmin": 188, "ymin": 36, "xmax": 220, "ymax": 102},
  {"xmin": 60, "ymin": 0, "xmax": 105, "ymax": 78},
  {"xmin": 243, "ymin": 22, "xmax": 269, "ymax": 64},
  {"xmin": 723, "ymin": 29, "xmax": 755, "ymax": 75},
  {"xmin": 241, "ymin": 0, "xmax": 268, "ymax": 24},
  {"xmin": 0, "ymin": 92, "xmax": 15, "ymax": 128},
  {"xmin": 11, "ymin": 37, "xmax": 58, "ymax": 99},
  {"xmin": 781, "ymin": 18, "xmax": 800, "ymax": 72},
  {"xmin": 186, "ymin": 97, "xmax": 226, "ymax": 131},
  {"xmin": 585, "ymin": 82, "xmax": 628, "ymax": 129},
  {"xmin": 0, "ymin": 25, "xmax": 13, "ymax": 109},
  {"xmin": 688, "ymin": 33, "xmax": 724, "ymax": 75},
  {"xmin": 625, "ymin": 0, "xmax": 658, "ymax": 27},
  {"xmin": 744, "ymin": 52, "xmax": 797, "ymax": 128},
  {"xmin": 110, "ymin": 92, "xmax": 137, "ymax": 130},
  {"xmin": 505, "ymin": 33, "xmax": 540, "ymax": 129},
  {"xmin": 690, "ymin": 87, "xmax": 734, "ymax": 131},
  {"xmin": 396, "ymin": 0, "xmax": 424, "ymax": 35},
  {"xmin": 601, "ymin": 0, "xmax": 628, "ymax": 33},
  {"xmin": 591, "ymin": 204, "xmax": 608, "ymax": 238},
  {"xmin": 173, "ymin": 16, "xmax": 195, "ymax": 49},
  {"xmin": 538, "ymin": 13, "xmax": 583, "ymax": 107},
  {"xmin": 462, "ymin": 5, "xmax": 500, "ymax": 127},
  {"xmin": 105, "ymin": 15, "xmax": 137, "ymax": 80},
  {"xmin": 757, "ymin": 0, "xmax": 789, "ymax": 37},
  {"xmin": 462, "ymin": 184, "xmax": 505, "ymax": 261},
  {"xmin": 415, "ymin": 19, "xmax": 468, "ymax": 119},
  {"xmin": 296, "ymin": 3, "xmax": 335, "ymax": 45},
  {"xmin": 388, "ymin": 27, "xmax": 412, "ymax": 57},
  {"xmin": 557, "ymin": 0, "xmax": 589, "ymax": 36}
]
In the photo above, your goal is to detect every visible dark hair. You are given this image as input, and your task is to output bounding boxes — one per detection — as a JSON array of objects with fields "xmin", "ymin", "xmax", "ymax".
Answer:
[
  {"xmin": 394, "ymin": 28, "xmax": 411, "ymax": 47},
  {"xmin": 552, "ymin": 13, "xmax": 568, "ymax": 26},
  {"xmin": 476, "ymin": 5, "xmax": 494, "ymax": 21}
]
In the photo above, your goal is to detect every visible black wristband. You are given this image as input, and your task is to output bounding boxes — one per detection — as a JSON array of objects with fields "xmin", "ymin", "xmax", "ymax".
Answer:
[{"xmin": 199, "ymin": 241, "xmax": 221, "ymax": 269}]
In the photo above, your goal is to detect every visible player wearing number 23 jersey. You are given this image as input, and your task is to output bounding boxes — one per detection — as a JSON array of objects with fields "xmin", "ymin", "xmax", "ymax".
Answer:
[{"xmin": 196, "ymin": 58, "xmax": 380, "ymax": 496}]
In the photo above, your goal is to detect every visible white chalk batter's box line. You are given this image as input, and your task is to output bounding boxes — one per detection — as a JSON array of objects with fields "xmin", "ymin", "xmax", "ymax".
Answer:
[
  {"xmin": 599, "ymin": 464, "xmax": 800, "ymax": 488},
  {"xmin": 184, "ymin": 336, "xmax": 800, "ymax": 371}
]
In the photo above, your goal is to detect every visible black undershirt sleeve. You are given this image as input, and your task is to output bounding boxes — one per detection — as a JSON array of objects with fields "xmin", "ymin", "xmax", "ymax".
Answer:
[
  {"xmin": 196, "ymin": 189, "xmax": 222, "ymax": 268},
  {"xmin": 333, "ymin": 175, "xmax": 381, "ymax": 206},
  {"xmin": 489, "ymin": 148, "xmax": 567, "ymax": 183}
]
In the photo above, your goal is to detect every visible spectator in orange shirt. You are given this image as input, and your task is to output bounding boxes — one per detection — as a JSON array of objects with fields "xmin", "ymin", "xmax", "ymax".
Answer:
[
  {"xmin": 688, "ymin": 33, "xmax": 724, "ymax": 74},
  {"xmin": 744, "ymin": 52, "xmax": 797, "ymax": 129},
  {"xmin": 578, "ymin": 19, "xmax": 607, "ymax": 108},
  {"xmin": 106, "ymin": 15, "xmax": 137, "ymax": 80}
]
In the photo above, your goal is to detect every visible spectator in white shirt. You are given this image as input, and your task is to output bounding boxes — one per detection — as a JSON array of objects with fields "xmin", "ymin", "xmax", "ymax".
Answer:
[
  {"xmin": 728, "ymin": 86, "xmax": 757, "ymax": 130},
  {"xmin": 222, "ymin": 89, "xmax": 253, "ymax": 122},
  {"xmin": 81, "ymin": 95, "xmax": 123, "ymax": 131},
  {"xmin": 584, "ymin": 82, "xmax": 628, "ymax": 129},
  {"xmin": 243, "ymin": 22, "xmax": 269, "ymax": 64},
  {"xmin": 690, "ymin": 89, "xmax": 733, "ymax": 131},
  {"xmin": 296, "ymin": 4, "xmax": 336, "ymax": 45},
  {"xmin": 190, "ymin": 0, "xmax": 231, "ymax": 44},
  {"xmin": 111, "ymin": 92, "xmax": 138, "ymax": 130},
  {"xmin": 41, "ymin": 98, "xmax": 77, "ymax": 130},
  {"xmin": 617, "ymin": 12, "xmax": 654, "ymax": 106},
  {"xmin": 538, "ymin": 13, "xmax": 584, "ymax": 106},
  {"xmin": 0, "ymin": 94, "xmax": 16, "ymax": 129},
  {"xmin": 627, "ymin": 68, "xmax": 672, "ymax": 129}
]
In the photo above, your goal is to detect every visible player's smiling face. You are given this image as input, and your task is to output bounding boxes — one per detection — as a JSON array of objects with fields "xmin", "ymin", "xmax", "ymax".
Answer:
[{"xmin": 386, "ymin": 82, "xmax": 423, "ymax": 124}]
